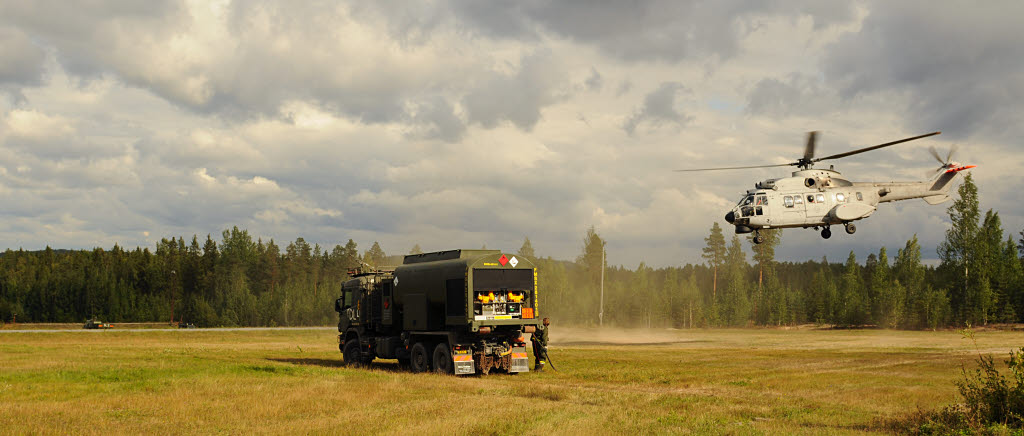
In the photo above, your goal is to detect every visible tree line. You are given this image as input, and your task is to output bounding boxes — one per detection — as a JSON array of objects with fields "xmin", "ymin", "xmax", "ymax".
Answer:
[
  {"xmin": 534, "ymin": 174, "xmax": 1023, "ymax": 329},
  {"xmin": 1, "ymin": 174, "xmax": 1020, "ymax": 329},
  {"xmin": 0, "ymin": 228, "xmax": 387, "ymax": 326}
]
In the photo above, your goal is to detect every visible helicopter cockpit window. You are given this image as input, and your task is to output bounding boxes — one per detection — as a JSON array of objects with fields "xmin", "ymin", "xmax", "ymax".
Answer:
[
  {"xmin": 741, "ymin": 195, "xmax": 754, "ymax": 206},
  {"xmin": 755, "ymin": 195, "xmax": 767, "ymax": 205},
  {"xmin": 816, "ymin": 193, "xmax": 825, "ymax": 204},
  {"xmin": 856, "ymin": 192, "xmax": 863, "ymax": 201},
  {"xmin": 784, "ymin": 196, "xmax": 794, "ymax": 208}
]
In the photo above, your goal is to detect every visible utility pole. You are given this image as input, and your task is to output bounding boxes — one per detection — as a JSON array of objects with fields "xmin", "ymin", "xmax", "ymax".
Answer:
[{"xmin": 599, "ymin": 246, "xmax": 605, "ymax": 327}]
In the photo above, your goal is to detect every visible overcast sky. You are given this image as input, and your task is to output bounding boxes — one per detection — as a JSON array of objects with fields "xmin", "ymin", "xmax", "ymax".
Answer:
[{"xmin": 1, "ymin": 1, "xmax": 1021, "ymax": 268}]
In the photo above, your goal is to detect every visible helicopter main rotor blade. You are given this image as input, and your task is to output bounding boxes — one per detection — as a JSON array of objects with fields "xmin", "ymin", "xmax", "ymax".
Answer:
[
  {"xmin": 803, "ymin": 131, "xmax": 818, "ymax": 162},
  {"xmin": 814, "ymin": 131, "xmax": 940, "ymax": 163},
  {"xmin": 674, "ymin": 163, "xmax": 794, "ymax": 172},
  {"xmin": 946, "ymin": 143, "xmax": 958, "ymax": 163}
]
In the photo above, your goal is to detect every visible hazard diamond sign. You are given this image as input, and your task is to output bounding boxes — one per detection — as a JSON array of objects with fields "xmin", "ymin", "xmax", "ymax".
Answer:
[{"xmin": 498, "ymin": 254, "xmax": 509, "ymax": 266}]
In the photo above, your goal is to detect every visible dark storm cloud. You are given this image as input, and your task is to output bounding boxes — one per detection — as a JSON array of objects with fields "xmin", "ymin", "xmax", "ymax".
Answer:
[
  {"xmin": 0, "ymin": 0, "xmax": 185, "ymax": 79},
  {"xmin": 447, "ymin": 0, "xmax": 857, "ymax": 61},
  {"xmin": 822, "ymin": 1, "xmax": 1024, "ymax": 141},
  {"xmin": 0, "ymin": 27, "xmax": 46, "ymax": 86},
  {"xmin": 405, "ymin": 97, "xmax": 466, "ymax": 142},
  {"xmin": 624, "ymin": 82, "xmax": 691, "ymax": 135},
  {"xmin": 0, "ymin": 1, "xmax": 572, "ymax": 142},
  {"xmin": 746, "ymin": 73, "xmax": 834, "ymax": 117},
  {"xmin": 461, "ymin": 53, "xmax": 564, "ymax": 130},
  {"xmin": 0, "ymin": 26, "xmax": 47, "ymax": 102}
]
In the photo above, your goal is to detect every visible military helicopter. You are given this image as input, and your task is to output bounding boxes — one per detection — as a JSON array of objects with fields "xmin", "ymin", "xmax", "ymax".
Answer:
[{"xmin": 677, "ymin": 131, "xmax": 975, "ymax": 244}]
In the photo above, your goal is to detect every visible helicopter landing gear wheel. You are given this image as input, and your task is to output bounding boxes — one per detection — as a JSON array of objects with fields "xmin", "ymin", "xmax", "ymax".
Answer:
[
  {"xmin": 821, "ymin": 227, "xmax": 832, "ymax": 239},
  {"xmin": 753, "ymin": 231, "xmax": 764, "ymax": 245},
  {"xmin": 845, "ymin": 223, "xmax": 856, "ymax": 234}
]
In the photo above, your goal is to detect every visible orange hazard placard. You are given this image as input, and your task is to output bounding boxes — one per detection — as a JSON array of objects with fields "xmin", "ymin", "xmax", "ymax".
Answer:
[{"xmin": 522, "ymin": 308, "xmax": 534, "ymax": 319}]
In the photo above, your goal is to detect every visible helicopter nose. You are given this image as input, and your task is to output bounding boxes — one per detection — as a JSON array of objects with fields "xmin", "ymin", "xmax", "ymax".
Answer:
[{"xmin": 725, "ymin": 211, "xmax": 735, "ymax": 224}]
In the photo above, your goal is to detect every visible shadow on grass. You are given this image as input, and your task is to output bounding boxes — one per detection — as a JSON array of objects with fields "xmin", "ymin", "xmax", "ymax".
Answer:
[
  {"xmin": 557, "ymin": 340, "xmax": 709, "ymax": 347},
  {"xmin": 267, "ymin": 357, "xmax": 346, "ymax": 368},
  {"xmin": 267, "ymin": 357, "xmax": 406, "ymax": 373}
]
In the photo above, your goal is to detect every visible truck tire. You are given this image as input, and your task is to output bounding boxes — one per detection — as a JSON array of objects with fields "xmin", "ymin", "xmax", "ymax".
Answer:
[
  {"xmin": 432, "ymin": 343, "xmax": 453, "ymax": 375},
  {"xmin": 409, "ymin": 342, "xmax": 431, "ymax": 373},
  {"xmin": 342, "ymin": 340, "xmax": 361, "ymax": 367}
]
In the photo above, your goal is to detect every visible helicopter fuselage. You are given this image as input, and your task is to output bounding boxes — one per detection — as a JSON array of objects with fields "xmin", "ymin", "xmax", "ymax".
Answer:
[{"xmin": 725, "ymin": 168, "xmax": 964, "ymax": 240}]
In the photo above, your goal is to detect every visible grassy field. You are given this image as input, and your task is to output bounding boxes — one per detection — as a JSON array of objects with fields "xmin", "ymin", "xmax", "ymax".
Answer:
[{"xmin": 1, "ymin": 326, "xmax": 1020, "ymax": 435}]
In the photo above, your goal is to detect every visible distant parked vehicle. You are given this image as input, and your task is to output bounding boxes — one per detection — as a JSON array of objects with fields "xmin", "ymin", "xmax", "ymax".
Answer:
[
  {"xmin": 84, "ymin": 319, "xmax": 113, "ymax": 329},
  {"xmin": 177, "ymin": 322, "xmax": 197, "ymax": 329}
]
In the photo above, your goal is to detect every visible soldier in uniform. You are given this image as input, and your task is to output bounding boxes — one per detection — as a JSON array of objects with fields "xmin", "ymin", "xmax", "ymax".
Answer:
[{"xmin": 531, "ymin": 317, "xmax": 550, "ymax": 371}]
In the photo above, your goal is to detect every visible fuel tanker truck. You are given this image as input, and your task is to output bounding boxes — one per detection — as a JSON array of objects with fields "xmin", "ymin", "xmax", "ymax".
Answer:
[{"xmin": 334, "ymin": 249, "xmax": 540, "ymax": 375}]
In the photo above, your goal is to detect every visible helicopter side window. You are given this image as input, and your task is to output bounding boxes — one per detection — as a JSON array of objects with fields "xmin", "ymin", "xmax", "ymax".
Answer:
[
  {"xmin": 784, "ymin": 196, "xmax": 794, "ymax": 208},
  {"xmin": 856, "ymin": 192, "xmax": 863, "ymax": 201},
  {"xmin": 755, "ymin": 206, "xmax": 763, "ymax": 216},
  {"xmin": 756, "ymin": 195, "xmax": 766, "ymax": 205},
  {"xmin": 836, "ymin": 193, "xmax": 846, "ymax": 203},
  {"xmin": 794, "ymin": 196, "xmax": 803, "ymax": 206},
  {"xmin": 816, "ymin": 193, "xmax": 825, "ymax": 204}
]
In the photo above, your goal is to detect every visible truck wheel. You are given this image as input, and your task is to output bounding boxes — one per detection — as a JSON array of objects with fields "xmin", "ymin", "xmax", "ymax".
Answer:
[
  {"xmin": 409, "ymin": 342, "xmax": 431, "ymax": 373},
  {"xmin": 432, "ymin": 343, "xmax": 453, "ymax": 374},
  {"xmin": 342, "ymin": 340, "xmax": 361, "ymax": 367}
]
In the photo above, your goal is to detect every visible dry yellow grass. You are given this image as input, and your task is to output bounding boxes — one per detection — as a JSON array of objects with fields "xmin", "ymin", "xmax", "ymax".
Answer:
[{"xmin": 1, "ymin": 327, "xmax": 1020, "ymax": 435}]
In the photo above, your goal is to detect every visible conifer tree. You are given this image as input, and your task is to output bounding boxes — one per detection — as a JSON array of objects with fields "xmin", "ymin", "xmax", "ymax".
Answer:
[
  {"xmin": 702, "ymin": 222, "xmax": 727, "ymax": 307},
  {"xmin": 364, "ymin": 242, "xmax": 386, "ymax": 267},
  {"xmin": 840, "ymin": 251, "xmax": 869, "ymax": 326},
  {"xmin": 720, "ymin": 235, "xmax": 749, "ymax": 326},
  {"xmin": 517, "ymin": 237, "xmax": 536, "ymax": 260},
  {"xmin": 894, "ymin": 236, "xmax": 926, "ymax": 328},
  {"xmin": 938, "ymin": 173, "xmax": 987, "ymax": 324},
  {"xmin": 748, "ymin": 229, "xmax": 780, "ymax": 323}
]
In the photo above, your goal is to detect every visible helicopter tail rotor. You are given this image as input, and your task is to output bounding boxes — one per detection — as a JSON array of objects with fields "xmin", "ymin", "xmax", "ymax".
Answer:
[{"xmin": 926, "ymin": 144, "xmax": 968, "ymax": 179}]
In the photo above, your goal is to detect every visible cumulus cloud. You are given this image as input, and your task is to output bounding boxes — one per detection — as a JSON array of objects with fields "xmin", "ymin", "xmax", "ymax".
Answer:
[
  {"xmin": 462, "ymin": 52, "xmax": 566, "ymax": 131},
  {"xmin": 624, "ymin": 82, "xmax": 692, "ymax": 135},
  {"xmin": 746, "ymin": 73, "xmax": 835, "ymax": 117},
  {"xmin": 0, "ymin": 1, "xmax": 567, "ymax": 137},
  {"xmin": 447, "ymin": 0, "xmax": 857, "ymax": 62},
  {"xmin": 0, "ymin": 26, "xmax": 47, "ymax": 101},
  {"xmin": 822, "ymin": 1, "xmax": 1024, "ymax": 142}
]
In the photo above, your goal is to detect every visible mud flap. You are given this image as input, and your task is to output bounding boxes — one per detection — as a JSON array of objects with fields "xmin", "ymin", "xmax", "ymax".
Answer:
[
  {"xmin": 454, "ymin": 350, "xmax": 475, "ymax": 375},
  {"xmin": 510, "ymin": 346, "xmax": 529, "ymax": 373}
]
